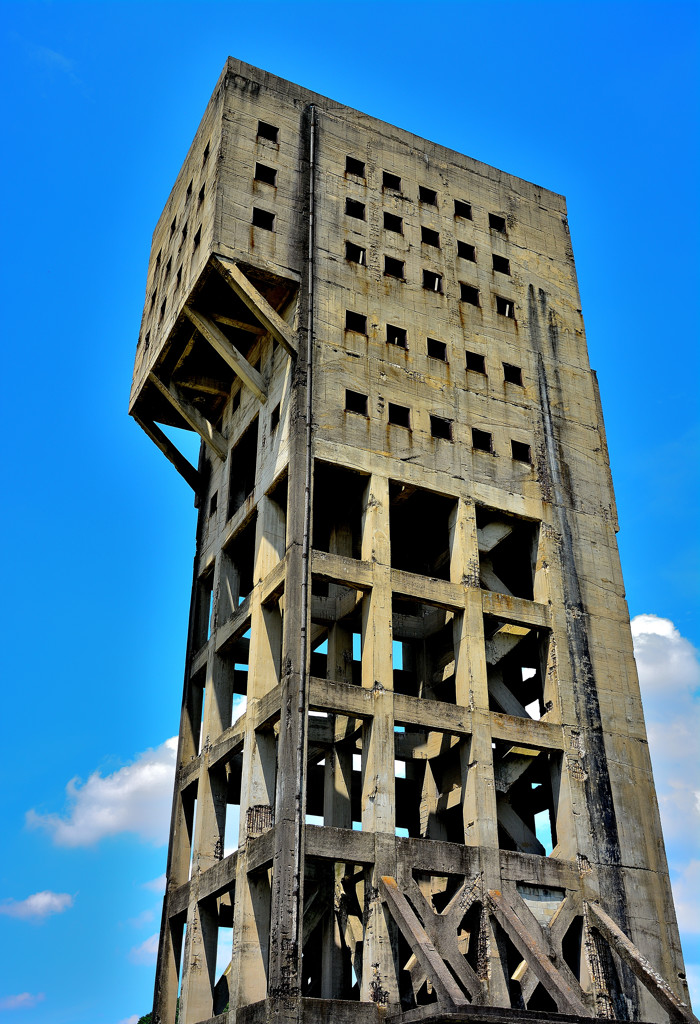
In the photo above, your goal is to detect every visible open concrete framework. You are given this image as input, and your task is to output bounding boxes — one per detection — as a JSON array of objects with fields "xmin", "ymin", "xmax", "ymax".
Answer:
[{"xmin": 129, "ymin": 59, "xmax": 695, "ymax": 1024}]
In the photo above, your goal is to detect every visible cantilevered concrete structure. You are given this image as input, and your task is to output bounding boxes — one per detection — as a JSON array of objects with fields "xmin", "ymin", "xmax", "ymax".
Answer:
[{"xmin": 129, "ymin": 58, "xmax": 695, "ymax": 1024}]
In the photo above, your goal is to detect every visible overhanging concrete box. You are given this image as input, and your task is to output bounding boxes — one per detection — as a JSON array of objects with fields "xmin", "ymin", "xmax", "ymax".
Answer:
[{"xmin": 129, "ymin": 58, "xmax": 694, "ymax": 1024}]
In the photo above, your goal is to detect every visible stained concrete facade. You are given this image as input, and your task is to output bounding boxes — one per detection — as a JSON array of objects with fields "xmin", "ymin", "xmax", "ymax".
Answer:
[{"xmin": 129, "ymin": 58, "xmax": 694, "ymax": 1024}]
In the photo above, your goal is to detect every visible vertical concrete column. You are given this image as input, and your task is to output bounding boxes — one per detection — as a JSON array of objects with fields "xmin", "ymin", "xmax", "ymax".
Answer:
[
  {"xmin": 322, "ymin": 510, "xmax": 354, "ymax": 1002},
  {"xmin": 179, "ymin": 896, "xmax": 219, "ymax": 1024},
  {"xmin": 230, "ymin": 494, "xmax": 285, "ymax": 1010},
  {"xmin": 267, "ymin": 384, "xmax": 308, "ymax": 1023},
  {"xmin": 360, "ymin": 473, "xmax": 399, "ymax": 1006},
  {"xmin": 180, "ymin": 551, "xmax": 234, "ymax": 1024},
  {"xmin": 451, "ymin": 498, "xmax": 509, "ymax": 1004}
]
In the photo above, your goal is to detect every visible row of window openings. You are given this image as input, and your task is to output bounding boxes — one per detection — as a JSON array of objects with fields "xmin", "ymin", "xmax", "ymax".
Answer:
[
  {"xmin": 350, "ymin": 320, "xmax": 523, "ymax": 382},
  {"xmin": 144, "ymin": 139, "xmax": 212, "ymax": 337},
  {"xmin": 347, "ymin": 311, "xmax": 515, "ymax": 352},
  {"xmin": 345, "ymin": 157, "xmax": 507, "ymax": 232},
  {"xmin": 345, "ymin": 389, "xmax": 531, "ymax": 461},
  {"xmin": 347, "ymin": 237, "xmax": 509, "ymax": 276},
  {"xmin": 345, "ymin": 262, "xmax": 514, "ymax": 314},
  {"xmin": 252, "ymin": 141, "xmax": 497, "ymax": 233},
  {"xmin": 346, "ymin": 197, "xmax": 505, "ymax": 237},
  {"xmin": 147, "ymin": 223, "xmax": 203, "ymax": 333}
]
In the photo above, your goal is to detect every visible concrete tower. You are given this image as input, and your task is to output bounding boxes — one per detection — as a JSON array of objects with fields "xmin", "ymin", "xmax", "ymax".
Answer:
[{"xmin": 129, "ymin": 58, "xmax": 694, "ymax": 1024}]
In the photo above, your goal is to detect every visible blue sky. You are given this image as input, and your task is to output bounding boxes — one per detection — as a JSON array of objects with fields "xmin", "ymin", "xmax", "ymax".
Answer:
[{"xmin": 0, "ymin": 2, "xmax": 698, "ymax": 1021}]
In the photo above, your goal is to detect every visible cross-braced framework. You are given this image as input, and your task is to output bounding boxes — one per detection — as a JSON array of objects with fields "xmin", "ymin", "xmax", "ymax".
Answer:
[{"xmin": 129, "ymin": 58, "xmax": 695, "ymax": 1024}]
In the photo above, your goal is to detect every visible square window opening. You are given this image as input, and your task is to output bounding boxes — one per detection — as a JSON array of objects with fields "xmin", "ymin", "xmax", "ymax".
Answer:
[
  {"xmin": 476, "ymin": 505, "xmax": 539, "ymax": 600},
  {"xmin": 345, "ymin": 241, "xmax": 366, "ymax": 265},
  {"xmin": 472, "ymin": 428, "xmax": 493, "ymax": 453},
  {"xmin": 195, "ymin": 570, "xmax": 215, "ymax": 648},
  {"xmin": 496, "ymin": 296, "xmax": 515, "ymax": 318},
  {"xmin": 209, "ymin": 491, "xmax": 218, "ymax": 518},
  {"xmin": 390, "ymin": 482, "xmax": 457, "ymax": 581},
  {"xmin": 421, "ymin": 226, "xmax": 440, "ymax": 247},
  {"xmin": 345, "ymin": 389, "xmax": 368, "ymax": 416},
  {"xmin": 202, "ymin": 142, "xmax": 210, "ymax": 167},
  {"xmin": 511, "ymin": 440, "xmax": 531, "ymax": 463},
  {"xmin": 257, "ymin": 120, "xmax": 279, "ymax": 143},
  {"xmin": 186, "ymin": 179, "xmax": 193, "ymax": 199},
  {"xmin": 170, "ymin": 217, "xmax": 177, "ymax": 236},
  {"xmin": 384, "ymin": 256, "xmax": 405, "ymax": 279},
  {"xmin": 310, "ymin": 590, "xmax": 365, "ymax": 687},
  {"xmin": 460, "ymin": 283, "xmax": 479, "ymax": 306},
  {"xmin": 386, "ymin": 324, "xmax": 407, "ymax": 348},
  {"xmin": 220, "ymin": 515, "xmax": 257, "ymax": 614},
  {"xmin": 345, "ymin": 309, "xmax": 367, "ymax": 334},
  {"xmin": 252, "ymin": 207, "xmax": 275, "ymax": 231},
  {"xmin": 493, "ymin": 254, "xmax": 510, "ymax": 275},
  {"xmin": 457, "ymin": 241, "xmax": 476, "ymax": 262},
  {"xmin": 392, "ymin": 597, "xmax": 457, "ymax": 703},
  {"xmin": 188, "ymin": 669, "xmax": 206, "ymax": 758},
  {"xmin": 466, "ymin": 350, "xmax": 486, "ymax": 374},
  {"xmin": 345, "ymin": 155, "xmax": 365, "ymax": 177},
  {"xmin": 193, "ymin": 225, "xmax": 201, "ymax": 250},
  {"xmin": 313, "ymin": 461, "xmax": 368, "ymax": 560},
  {"xmin": 255, "ymin": 162, "xmax": 277, "ymax": 186},
  {"xmin": 395, "ymin": 723, "xmax": 465, "ymax": 841},
  {"xmin": 503, "ymin": 362, "xmax": 523, "ymax": 386},
  {"xmin": 383, "ymin": 171, "xmax": 401, "ymax": 191},
  {"xmin": 198, "ymin": 184, "xmax": 205, "ymax": 206},
  {"xmin": 489, "ymin": 213, "xmax": 507, "ymax": 233},
  {"xmin": 345, "ymin": 198, "xmax": 365, "ymax": 220},
  {"xmin": 388, "ymin": 403, "xmax": 410, "ymax": 428},
  {"xmin": 419, "ymin": 185, "xmax": 438, "ymax": 206},
  {"xmin": 228, "ymin": 417, "xmax": 259, "ymax": 519},
  {"xmin": 427, "ymin": 338, "xmax": 447, "ymax": 361},
  {"xmin": 266, "ymin": 469, "xmax": 288, "ymax": 548},
  {"xmin": 493, "ymin": 739, "xmax": 560, "ymax": 857},
  {"xmin": 484, "ymin": 614, "xmax": 550, "ymax": 721},
  {"xmin": 454, "ymin": 199, "xmax": 472, "ymax": 219},
  {"xmin": 384, "ymin": 212, "xmax": 403, "ymax": 233},
  {"xmin": 270, "ymin": 403, "xmax": 280, "ymax": 432},
  {"xmin": 300, "ymin": 860, "xmax": 363, "ymax": 1000},
  {"xmin": 423, "ymin": 269, "xmax": 443, "ymax": 293},
  {"xmin": 430, "ymin": 415, "xmax": 452, "ymax": 441}
]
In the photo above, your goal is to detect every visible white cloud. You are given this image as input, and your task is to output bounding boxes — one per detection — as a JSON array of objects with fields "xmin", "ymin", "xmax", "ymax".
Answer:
[
  {"xmin": 113, "ymin": 1017, "xmax": 139, "ymax": 1024},
  {"xmin": 142, "ymin": 873, "xmax": 167, "ymax": 893},
  {"xmin": 0, "ymin": 992, "xmax": 45, "ymax": 1009},
  {"xmin": 26, "ymin": 738, "xmax": 177, "ymax": 847},
  {"xmin": 632, "ymin": 615, "xmax": 700, "ymax": 861},
  {"xmin": 0, "ymin": 891, "xmax": 73, "ymax": 920},
  {"xmin": 129, "ymin": 932, "xmax": 159, "ymax": 965},
  {"xmin": 632, "ymin": 614, "xmax": 700, "ymax": 982}
]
